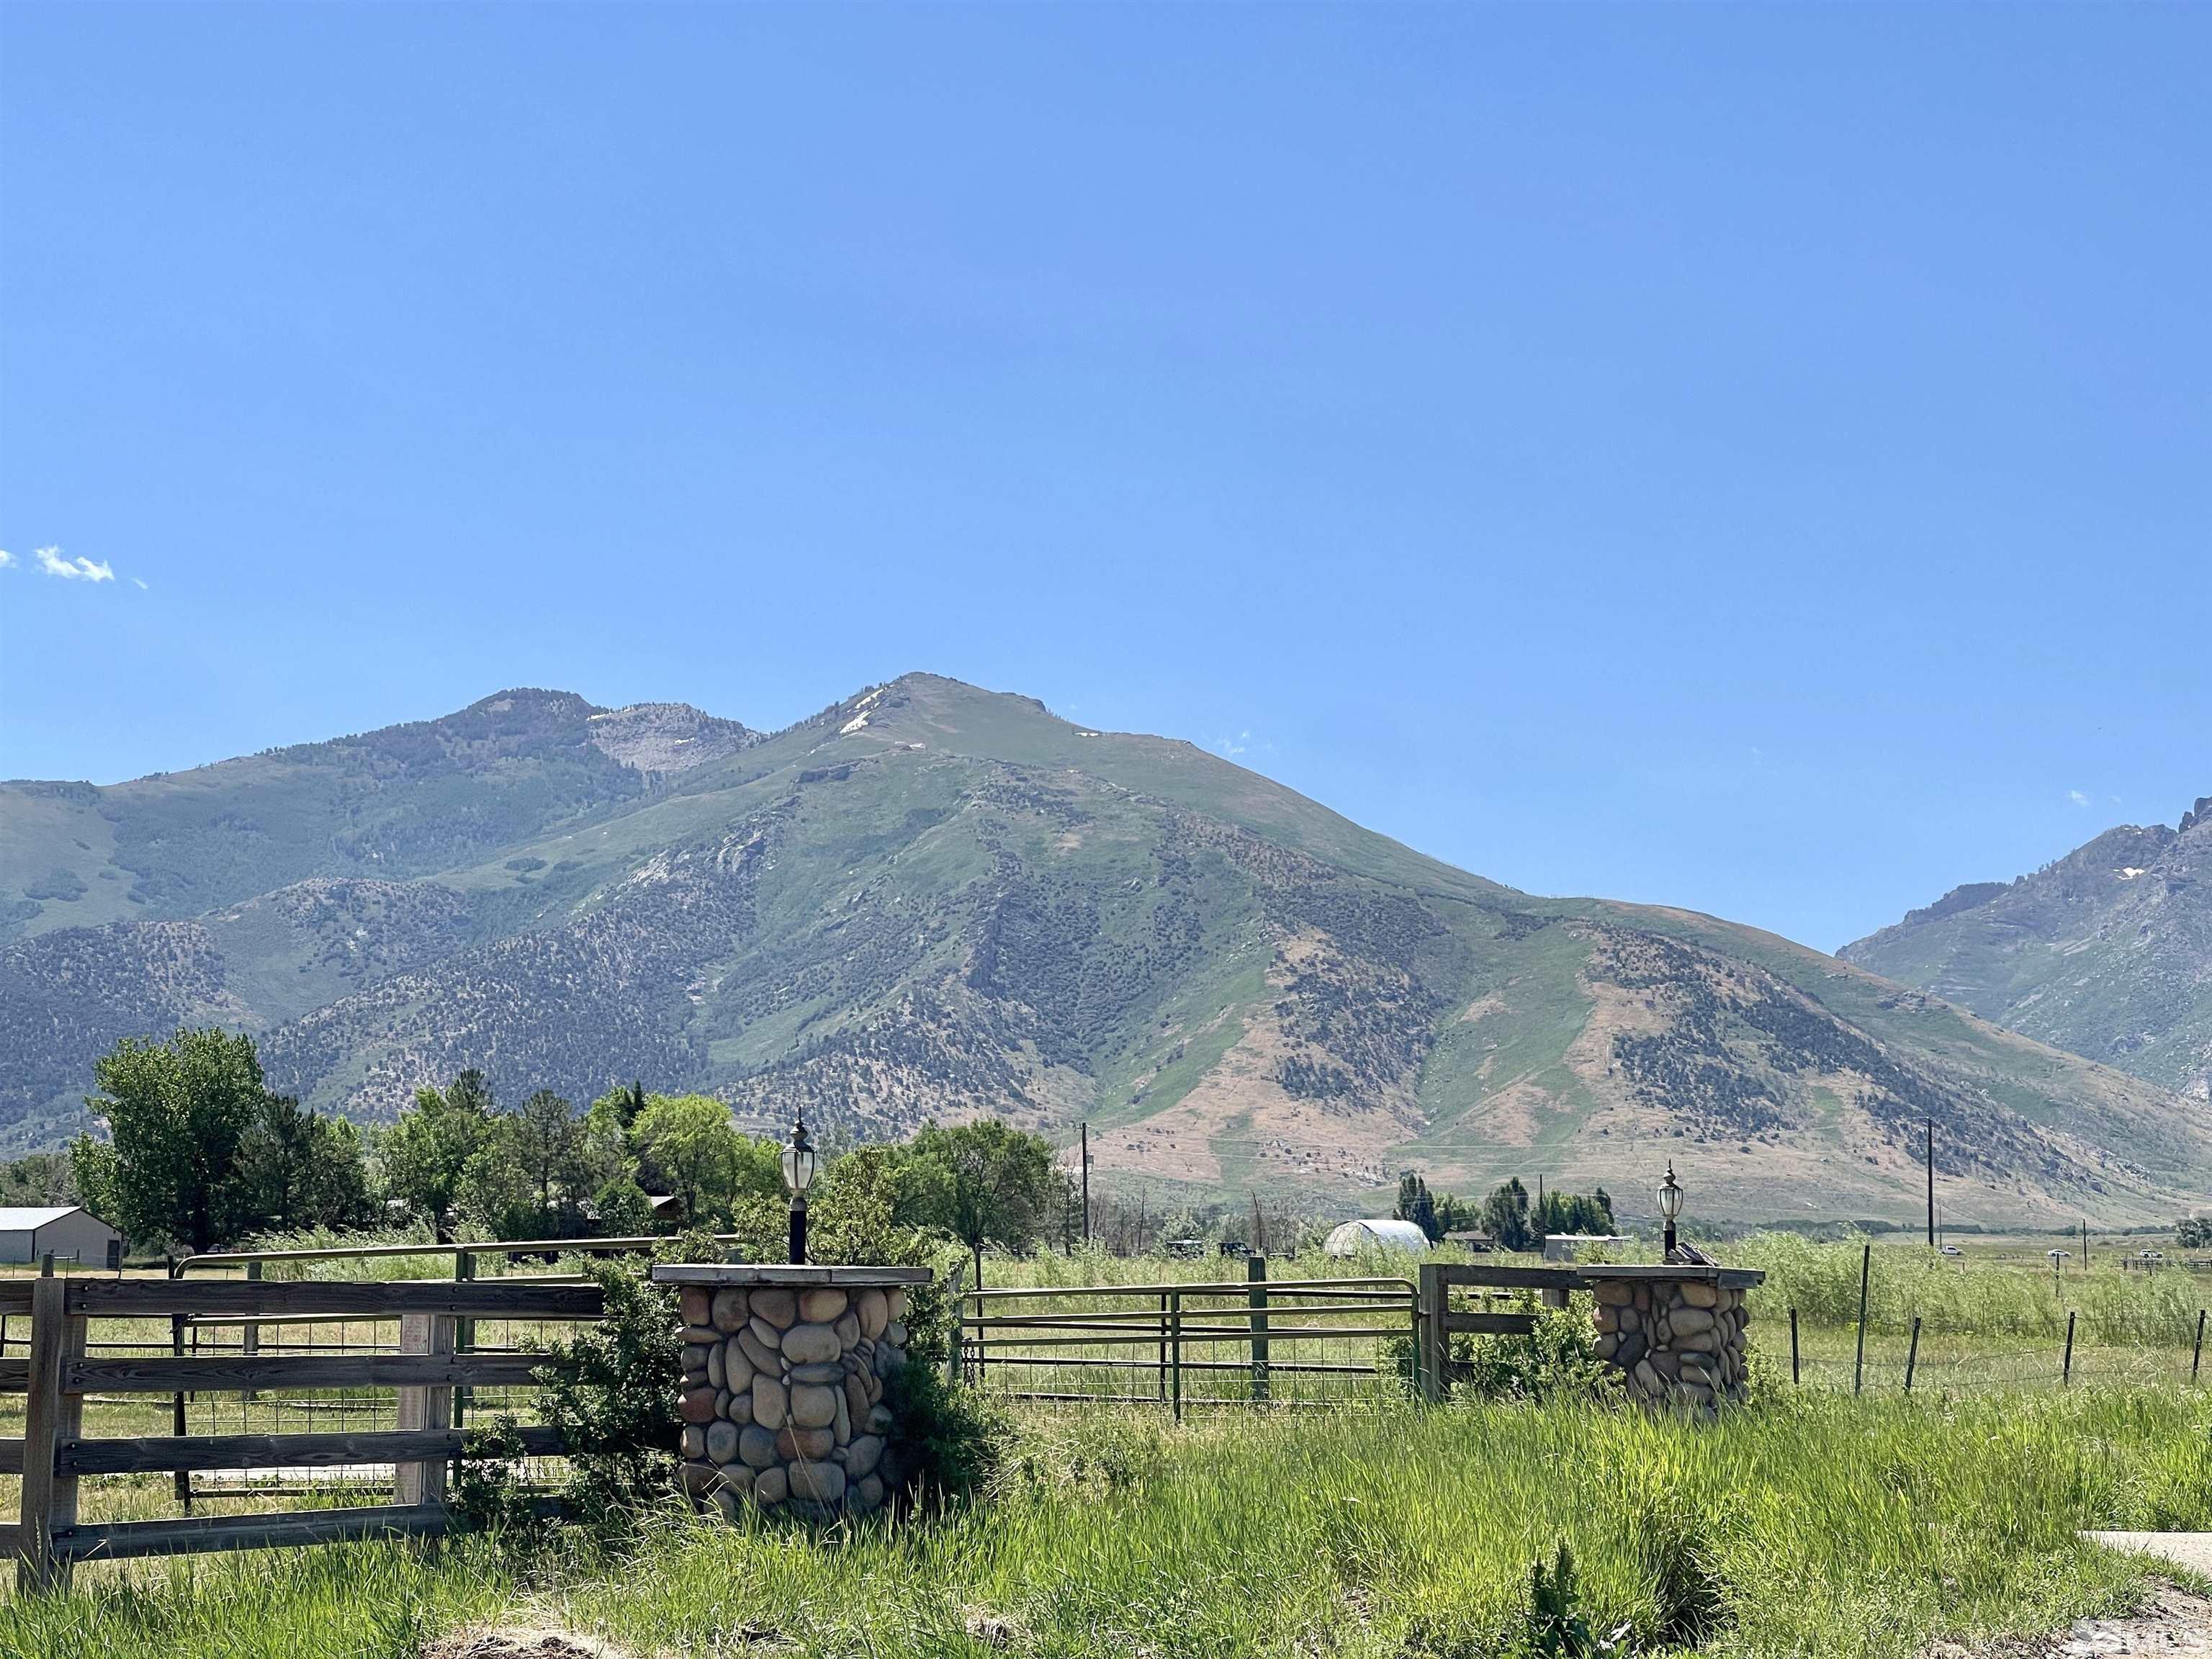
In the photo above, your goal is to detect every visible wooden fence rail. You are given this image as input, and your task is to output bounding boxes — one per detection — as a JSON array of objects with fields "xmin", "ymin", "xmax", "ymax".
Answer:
[{"xmin": 6, "ymin": 1267, "xmax": 604, "ymax": 1593}]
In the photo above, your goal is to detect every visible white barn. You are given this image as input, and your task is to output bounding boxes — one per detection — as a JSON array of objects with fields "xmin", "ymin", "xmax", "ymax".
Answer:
[{"xmin": 0, "ymin": 1207, "xmax": 123, "ymax": 1268}]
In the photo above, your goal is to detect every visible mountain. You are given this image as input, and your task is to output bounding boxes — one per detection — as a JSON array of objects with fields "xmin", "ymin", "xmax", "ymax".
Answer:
[
  {"xmin": 1842, "ymin": 799, "xmax": 2212, "ymax": 1106},
  {"xmin": 5, "ymin": 676, "xmax": 2205, "ymax": 1226}
]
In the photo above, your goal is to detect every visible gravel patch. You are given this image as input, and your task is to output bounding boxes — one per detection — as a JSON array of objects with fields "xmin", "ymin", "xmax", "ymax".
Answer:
[
  {"xmin": 423, "ymin": 1629, "xmax": 634, "ymax": 1659},
  {"xmin": 1929, "ymin": 1584, "xmax": 2212, "ymax": 1658}
]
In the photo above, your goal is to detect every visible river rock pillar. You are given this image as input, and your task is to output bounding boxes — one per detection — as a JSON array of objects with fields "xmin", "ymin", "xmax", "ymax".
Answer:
[
  {"xmin": 652, "ymin": 1264, "xmax": 934, "ymax": 1520},
  {"xmin": 1579, "ymin": 1264, "xmax": 1762, "ymax": 1410}
]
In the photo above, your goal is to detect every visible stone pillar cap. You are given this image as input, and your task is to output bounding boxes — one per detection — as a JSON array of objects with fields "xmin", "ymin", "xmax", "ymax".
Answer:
[
  {"xmin": 651, "ymin": 1264, "xmax": 935, "ymax": 1287},
  {"xmin": 1576, "ymin": 1264, "xmax": 1765, "ymax": 1289}
]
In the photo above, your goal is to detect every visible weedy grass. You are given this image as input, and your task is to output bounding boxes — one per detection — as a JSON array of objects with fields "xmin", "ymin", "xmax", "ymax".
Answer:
[
  {"xmin": 4, "ymin": 1389, "xmax": 2206, "ymax": 1659},
  {"xmin": 1733, "ymin": 1234, "xmax": 2208, "ymax": 1346}
]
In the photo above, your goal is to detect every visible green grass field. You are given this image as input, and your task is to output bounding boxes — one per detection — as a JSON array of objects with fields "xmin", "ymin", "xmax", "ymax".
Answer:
[
  {"xmin": 1, "ymin": 1390, "xmax": 2206, "ymax": 1659},
  {"xmin": 2, "ymin": 1238, "xmax": 2208, "ymax": 1658}
]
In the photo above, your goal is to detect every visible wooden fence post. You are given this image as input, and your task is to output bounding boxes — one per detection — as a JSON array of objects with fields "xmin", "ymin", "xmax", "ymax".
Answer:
[
  {"xmin": 454, "ymin": 1249, "xmax": 475, "ymax": 1432},
  {"xmin": 394, "ymin": 1313, "xmax": 455, "ymax": 1509},
  {"xmin": 1903, "ymin": 1316, "xmax": 1921, "ymax": 1394},
  {"xmin": 242, "ymin": 1260, "xmax": 262, "ymax": 1406},
  {"xmin": 168, "ymin": 1254, "xmax": 191, "ymax": 1511},
  {"xmin": 2193, "ymin": 1309, "xmax": 2205, "ymax": 1383},
  {"xmin": 940, "ymin": 1261, "xmax": 967, "ymax": 1388},
  {"xmin": 1418, "ymin": 1264, "xmax": 1446, "ymax": 1403},
  {"xmin": 1789, "ymin": 1307, "xmax": 1801, "ymax": 1386},
  {"xmin": 1247, "ymin": 1254, "xmax": 1270, "ymax": 1405},
  {"xmin": 1407, "ymin": 1275, "xmax": 1426, "ymax": 1401},
  {"xmin": 17, "ymin": 1269, "xmax": 86, "ymax": 1594},
  {"xmin": 2061, "ymin": 1310, "xmax": 2076, "ymax": 1389}
]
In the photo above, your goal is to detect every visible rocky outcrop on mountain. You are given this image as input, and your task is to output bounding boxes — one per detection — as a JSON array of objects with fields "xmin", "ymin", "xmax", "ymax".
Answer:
[
  {"xmin": 1845, "ymin": 796, "xmax": 2212, "ymax": 1102},
  {"xmin": 585, "ymin": 702, "xmax": 760, "ymax": 775},
  {"xmin": 1899, "ymin": 883, "xmax": 2011, "ymax": 929}
]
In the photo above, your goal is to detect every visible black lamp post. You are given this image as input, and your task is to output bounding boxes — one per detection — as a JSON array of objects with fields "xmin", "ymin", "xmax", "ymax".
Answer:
[
  {"xmin": 1657, "ymin": 1161, "xmax": 1684, "ymax": 1259},
  {"xmin": 781, "ymin": 1107, "xmax": 817, "ymax": 1264}
]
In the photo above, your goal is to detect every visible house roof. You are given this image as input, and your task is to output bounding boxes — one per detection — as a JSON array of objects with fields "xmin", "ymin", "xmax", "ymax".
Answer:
[{"xmin": 0, "ymin": 1206, "xmax": 98, "ymax": 1231}]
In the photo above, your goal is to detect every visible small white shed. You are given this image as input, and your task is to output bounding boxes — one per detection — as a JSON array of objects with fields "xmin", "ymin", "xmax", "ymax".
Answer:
[
  {"xmin": 1323, "ymin": 1218, "xmax": 1431, "ymax": 1257},
  {"xmin": 0, "ymin": 1207, "xmax": 123, "ymax": 1268}
]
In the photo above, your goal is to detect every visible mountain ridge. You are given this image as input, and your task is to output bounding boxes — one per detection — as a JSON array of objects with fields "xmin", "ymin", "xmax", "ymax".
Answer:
[
  {"xmin": 1843, "ymin": 796, "xmax": 2212, "ymax": 1106},
  {"xmin": 5, "ymin": 674, "xmax": 2205, "ymax": 1225}
]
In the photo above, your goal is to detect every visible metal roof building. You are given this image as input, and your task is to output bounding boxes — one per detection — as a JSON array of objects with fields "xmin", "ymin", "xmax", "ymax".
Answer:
[{"xmin": 0, "ymin": 1206, "xmax": 122, "ymax": 1267}]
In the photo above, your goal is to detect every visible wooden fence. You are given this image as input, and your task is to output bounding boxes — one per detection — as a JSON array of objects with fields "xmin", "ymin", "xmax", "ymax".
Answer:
[
  {"xmin": 1, "ymin": 1267, "xmax": 603, "ymax": 1592},
  {"xmin": 1415, "ymin": 1262, "xmax": 1576, "ymax": 1401}
]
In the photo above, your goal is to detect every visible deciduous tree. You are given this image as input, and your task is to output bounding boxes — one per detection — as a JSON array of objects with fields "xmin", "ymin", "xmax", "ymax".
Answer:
[
  {"xmin": 73, "ymin": 1028, "xmax": 266, "ymax": 1252},
  {"xmin": 904, "ymin": 1118, "xmax": 1056, "ymax": 1286},
  {"xmin": 376, "ymin": 1071, "xmax": 497, "ymax": 1241},
  {"xmin": 632, "ymin": 1094, "xmax": 778, "ymax": 1225}
]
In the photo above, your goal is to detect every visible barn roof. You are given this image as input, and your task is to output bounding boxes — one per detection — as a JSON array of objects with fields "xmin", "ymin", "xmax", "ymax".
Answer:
[{"xmin": 0, "ymin": 1206, "xmax": 96, "ymax": 1231}]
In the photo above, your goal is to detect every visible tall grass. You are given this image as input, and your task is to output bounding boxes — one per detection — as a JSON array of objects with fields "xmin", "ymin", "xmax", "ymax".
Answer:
[
  {"xmin": 7, "ymin": 1390, "xmax": 2206, "ymax": 1659},
  {"xmin": 1736, "ymin": 1234, "xmax": 2210, "ymax": 1344}
]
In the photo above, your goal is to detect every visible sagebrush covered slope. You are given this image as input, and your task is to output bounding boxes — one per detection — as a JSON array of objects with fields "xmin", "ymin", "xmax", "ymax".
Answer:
[
  {"xmin": 1843, "ymin": 800, "xmax": 2212, "ymax": 1104},
  {"xmin": 4, "ymin": 676, "xmax": 2203, "ymax": 1223}
]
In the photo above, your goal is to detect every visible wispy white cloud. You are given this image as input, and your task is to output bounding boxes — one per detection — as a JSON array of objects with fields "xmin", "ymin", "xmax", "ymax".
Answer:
[
  {"xmin": 132, "ymin": 577, "xmax": 149, "ymax": 590},
  {"xmin": 35, "ymin": 547, "xmax": 115, "ymax": 583},
  {"xmin": 0, "ymin": 548, "xmax": 14, "ymax": 569},
  {"xmin": 1214, "ymin": 728, "xmax": 1277, "ymax": 761},
  {"xmin": 2067, "ymin": 789, "xmax": 2090, "ymax": 807}
]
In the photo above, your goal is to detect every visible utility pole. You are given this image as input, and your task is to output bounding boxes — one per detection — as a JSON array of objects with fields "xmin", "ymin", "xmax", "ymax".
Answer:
[
  {"xmin": 1080, "ymin": 1122, "xmax": 1092, "ymax": 1246},
  {"xmin": 1926, "ymin": 1118, "xmax": 1936, "ymax": 1251}
]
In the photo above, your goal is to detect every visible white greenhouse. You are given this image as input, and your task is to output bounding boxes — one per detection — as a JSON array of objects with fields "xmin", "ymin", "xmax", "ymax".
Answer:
[{"xmin": 1321, "ymin": 1218, "xmax": 1431, "ymax": 1257}]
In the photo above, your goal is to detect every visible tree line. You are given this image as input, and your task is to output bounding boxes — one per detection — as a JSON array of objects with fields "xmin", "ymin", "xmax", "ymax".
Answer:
[
  {"xmin": 47, "ymin": 1026, "xmax": 1069, "ymax": 1274},
  {"xmin": 1394, "ymin": 1171, "xmax": 1615, "ymax": 1253}
]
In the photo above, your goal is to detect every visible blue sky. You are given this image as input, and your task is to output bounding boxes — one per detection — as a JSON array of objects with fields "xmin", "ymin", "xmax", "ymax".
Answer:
[{"xmin": 2, "ymin": 4, "xmax": 2206, "ymax": 954}]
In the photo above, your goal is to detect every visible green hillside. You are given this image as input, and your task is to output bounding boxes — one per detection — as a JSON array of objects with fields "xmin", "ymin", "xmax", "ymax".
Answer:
[
  {"xmin": 1843, "ymin": 804, "xmax": 2212, "ymax": 1105},
  {"xmin": 4, "ymin": 675, "xmax": 2205, "ymax": 1226}
]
